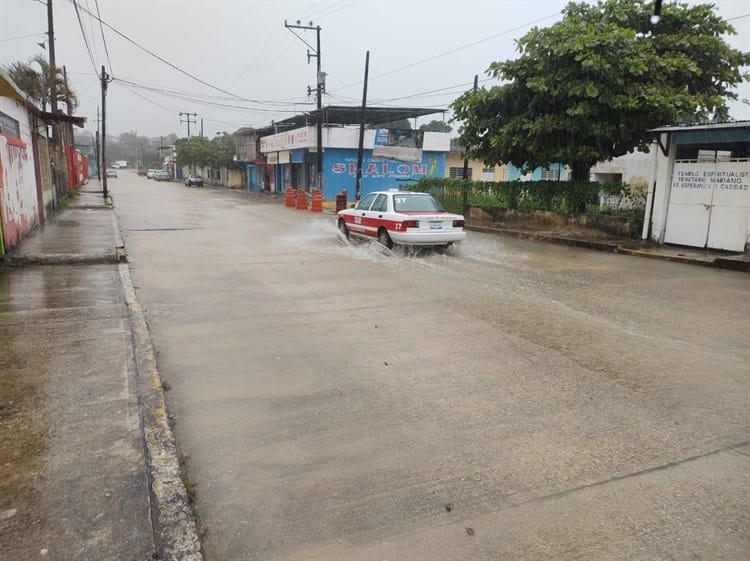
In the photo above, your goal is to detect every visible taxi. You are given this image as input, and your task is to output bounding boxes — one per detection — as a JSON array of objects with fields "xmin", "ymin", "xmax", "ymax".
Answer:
[{"xmin": 337, "ymin": 190, "xmax": 466, "ymax": 249}]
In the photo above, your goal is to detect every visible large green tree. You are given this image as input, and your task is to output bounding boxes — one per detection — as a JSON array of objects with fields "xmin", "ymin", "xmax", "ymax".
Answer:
[{"xmin": 452, "ymin": 0, "xmax": 750, "ymax": 180}]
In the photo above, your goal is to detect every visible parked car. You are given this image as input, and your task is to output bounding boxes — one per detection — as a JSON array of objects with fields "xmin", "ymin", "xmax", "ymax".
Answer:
[
  {"xmin": 146, "ymin": 169, "xmax": 160, "ymax": 179},
  {"xmin": 336, "ymin": 190, "xmax": 465, "ymax": 249},
  {"xmin": 185, "ymin": 174, "xmax": 204, "ymax": 187},
  {"xmin": 153, "ymin": 171, "xmax": 170, "ymax": 182},
  {"xmin": 105, "ymin": 169, "xmax": 117, "ymax": 178}
]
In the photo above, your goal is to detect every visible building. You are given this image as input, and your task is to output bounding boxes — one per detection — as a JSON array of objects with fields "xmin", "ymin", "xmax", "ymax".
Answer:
[
  {"xmin": 644, "ymin": 122, "xmax": 750, "ymax": 252},
  {"xmin": 0, "ymin": 69, "xmax": 86, "ymax": 255},
  {"xmin": 445, "ymin": 139, "xmax": 507, "ymax": 181},
  {"xmin": 258, "ymin": 106, "xmax": 452, "ymax": 201}
]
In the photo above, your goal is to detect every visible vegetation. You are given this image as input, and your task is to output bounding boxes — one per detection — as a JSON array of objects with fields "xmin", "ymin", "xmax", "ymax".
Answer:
[
  {"xmin": 176, "ymin": 133, "xmax": 236, "ymax": 169},
  {"xmin": 4, "ymin": 55, "xmax": 78, "ymax": 112},
  {"xmin": 452, "ymin": 0, "xmax": 750, "ymax": 180},
  {"xmin": 419, "ymin": 120, "xmax": 452, "ymax": 133},
  {"xmin": 409, "ymin": 176, "xmax": 629, "ymax": 215}
]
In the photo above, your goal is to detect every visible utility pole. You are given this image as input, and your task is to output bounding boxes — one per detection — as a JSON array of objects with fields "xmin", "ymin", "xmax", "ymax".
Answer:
[
  {"xmin": 355, "ymin": 51, "xmax": 370, "ymax": 201},
  {"xmin": 101, "ymin": 65, "xmax": 110, "ymax": 199},
  {"xmin": 47, "ymin": 0, "xmax": 68, "ymax": 203},
  {"xmin": 200, "ymin": 118, "xmax": 204, "ymax": 138},
  {"xmin": 462, "ymin": 74, "xmax": 479, "ymax": 214},
  {"xmin": 179, "ymin": 112, "xmax": 197, "ymax": 137},
  {"xmin": 95, "ymin": 107, "xmax": 101, "ymax": 180},
  {"xmin": 285, "ymin": 20, "xmax": 323, "ymax": 193}
]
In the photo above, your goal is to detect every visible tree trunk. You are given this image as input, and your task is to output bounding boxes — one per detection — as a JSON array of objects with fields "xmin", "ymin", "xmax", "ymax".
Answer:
[{"xmin": 570, "ymin": 161, "xmax": 592, "ymax": 181}]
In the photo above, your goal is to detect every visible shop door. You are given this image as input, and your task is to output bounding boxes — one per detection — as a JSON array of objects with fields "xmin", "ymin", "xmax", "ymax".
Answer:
[{"xmin": 664, "ymin": 161, "xmax": 749, "ymax": 251}]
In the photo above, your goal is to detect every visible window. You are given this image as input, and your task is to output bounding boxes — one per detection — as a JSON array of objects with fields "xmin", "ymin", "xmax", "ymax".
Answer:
[
  {"xmin": 393, "ymin": 193, "xmax": 444, "ymax": 212},
  {"xmin": 356, "ymin": 193, "xmax": 377, "ymax": 210},
  {"xmin": 371, "ymin": 194, "xmax": 388, "ymax": 212},
  {"xmin": 449, "ymin": 167, "xmax": 472, "ymax": 179},
  {"xmin": 540, "ymin": 167, "xmax": 560, "ymax": 181},
  {"xmin": 0, "ymin": 110, "xmax": 20, "ymax": 138}
]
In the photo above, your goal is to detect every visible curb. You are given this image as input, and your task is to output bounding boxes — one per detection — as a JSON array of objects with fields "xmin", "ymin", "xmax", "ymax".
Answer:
[
  {"xmin": 119, "ymin": 263, "xmax": 204, "ymax": 561},
  {"xmin": 2, "ymin": 252, "xmax": 122, "ymax": 266},
  {"xmin": 466, "ymin": 223, "xmax": 748, "ymax": 272}
]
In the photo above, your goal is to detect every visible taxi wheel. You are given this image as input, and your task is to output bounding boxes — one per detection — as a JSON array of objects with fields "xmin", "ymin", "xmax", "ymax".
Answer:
[
  {"xmin": 378, "ymin": 228, "xmax": 393, "ymax": 249},
  {"xmin": 338, "ymin": 219, "xmax": 349, "ymax": 239}
]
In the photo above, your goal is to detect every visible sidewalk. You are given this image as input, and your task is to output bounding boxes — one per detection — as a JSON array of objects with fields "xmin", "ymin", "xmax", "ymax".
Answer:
[
  {"xmin": 0, "ymin": 187, "xmax": 201, "ymax": 561},
  {"xmin": 468, "ymin": 221, "xmax": 750, "ymax": 272}
]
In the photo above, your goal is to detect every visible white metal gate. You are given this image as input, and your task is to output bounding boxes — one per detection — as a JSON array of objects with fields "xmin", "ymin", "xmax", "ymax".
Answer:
[{"xmin": 664, "ymin": 160, "xmax": 750, "ymax": 252}]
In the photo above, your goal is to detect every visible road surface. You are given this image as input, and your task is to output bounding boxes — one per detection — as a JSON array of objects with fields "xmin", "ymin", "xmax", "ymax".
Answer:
[{"xmin": 112, "ymin": 172, "xmax": 750, "ymax": 561}]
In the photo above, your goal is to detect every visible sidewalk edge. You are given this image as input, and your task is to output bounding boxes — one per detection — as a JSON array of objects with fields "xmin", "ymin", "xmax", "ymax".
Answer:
[{"xmin": 119, "ymin": 262, "xmax": 204, "ymax": 561}]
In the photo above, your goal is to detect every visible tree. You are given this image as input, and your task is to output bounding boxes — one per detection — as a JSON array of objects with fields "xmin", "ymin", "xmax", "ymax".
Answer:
[
  {"xmin": 374, "ymin": 118, "xmax": 412, "ymax": 130},
  {"xmin": 419, "ymin": 120, "xmax": 452, "ymax": 133},
  {"xmin": 4, "ymin": 55, "xmax": 77, "ymax": 112},
  {"xmin": 452, "ymin": 0, "xmax": 750, "ymax": 180}
]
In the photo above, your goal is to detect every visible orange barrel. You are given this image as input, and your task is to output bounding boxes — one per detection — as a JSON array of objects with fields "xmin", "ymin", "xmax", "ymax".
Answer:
[
  {"xmin": 296, "ymin": 189, "xmax": 308, "ymax": 210},
  {"xmin": 285, "ymin": 187, "xmax": 295, "ymax": 207},
  {"xmin": 311, "ymin": 190, "xmax": 323, "ymax": 212}
]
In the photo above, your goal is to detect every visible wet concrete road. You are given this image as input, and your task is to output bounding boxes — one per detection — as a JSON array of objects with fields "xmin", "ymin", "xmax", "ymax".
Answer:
[{"xmin": 112, "ymin": 172, "xmax": 750, "ymax": 561}]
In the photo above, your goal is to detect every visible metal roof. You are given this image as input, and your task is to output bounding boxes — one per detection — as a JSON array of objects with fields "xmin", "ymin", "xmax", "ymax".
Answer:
[
  {"xmin": 271, "ymin": 105, "xmax": 446, "ymax": 129},
  {"xmin": 650, "ymin": 121, "xmax": 750, "ymax": 133}
]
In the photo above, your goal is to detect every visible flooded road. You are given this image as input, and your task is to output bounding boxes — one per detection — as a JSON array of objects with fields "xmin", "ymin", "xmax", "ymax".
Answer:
[{"xmin": 113, "ymin": 173, "xmax": 750, "ymax": 561}]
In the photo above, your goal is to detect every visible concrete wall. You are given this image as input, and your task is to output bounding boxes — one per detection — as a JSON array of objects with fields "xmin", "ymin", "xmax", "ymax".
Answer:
[
  {"xmin": 0, "ymin": 98, "xmax": 40, "ymax": 253},
  {"xmin": 590, "ymin": 148, "xmax": 652, "ymax": 184},
  {"xmin": 469, "ymin": 206, "xmax": 636, "ymax": 238}
]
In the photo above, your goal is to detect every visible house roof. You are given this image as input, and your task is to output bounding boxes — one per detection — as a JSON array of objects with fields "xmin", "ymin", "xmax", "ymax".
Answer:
[
  {"xmin": 650, "ymin": 121, "xmax": 750, "ymax": 145},
  {"xmin": 0, "ymin": 69, "xmax": 28, "ymax": 101},
  {"xmin": 649, "ymin": 121, "xmax": 750, "ymax": 133},
  {"xmin": 271, "ymin": 105, "xmax": 446, "ymax": 129}
]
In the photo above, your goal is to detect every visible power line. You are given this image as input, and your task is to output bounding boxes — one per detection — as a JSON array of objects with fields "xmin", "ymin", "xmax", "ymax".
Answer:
[
  {"xmin": 93, "ymin": 0, "xmax": 113, "ymax": 74},
  {"xmin": 0, "ymin": 32, "xmax": 47, "ymax": 42},
  {"xmin": 71, "ymin": 0, "xmax": 99, "ymax": 74},
  {"xmin": 330, "ymin": 12, "xmax": 560, "ymax": 93},
  {"xmin": 64, "ymin": 0, "xmax": 248, "ymax": 101}
]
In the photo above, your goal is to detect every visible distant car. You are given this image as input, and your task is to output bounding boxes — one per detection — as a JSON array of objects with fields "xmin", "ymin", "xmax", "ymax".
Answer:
[
  {"xmin": 105, "ymin": 169, "xmax": 117, "ymax": 178},
  {"xmin": 153, "ymin": 171, "xmax": 170, "ymax": 182},
  {"xmin": 185, "ymin": 174, "xmax": 204, "ymax": 187},
  {"xmin": 146, "ymin": 169, "xmax": 160, "ymax": 179},
  {"xmin": 336, "ymin": 190, "xmax": 466, "ymax": 249}
]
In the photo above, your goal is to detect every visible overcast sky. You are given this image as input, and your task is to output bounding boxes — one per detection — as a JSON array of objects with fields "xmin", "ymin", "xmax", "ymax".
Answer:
[{"xmin": 1, "ymin": 0, "xmax": 749, "ymax": 140}]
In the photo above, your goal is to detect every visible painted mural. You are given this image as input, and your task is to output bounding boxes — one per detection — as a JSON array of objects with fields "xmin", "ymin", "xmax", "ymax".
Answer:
[
  {"xmin": 0, "ymin": 134, "xmax": 40, "ymax": 253},
  {"xmin": 323, "ymin": 149, "xmax": 445, "ymax": 200}
]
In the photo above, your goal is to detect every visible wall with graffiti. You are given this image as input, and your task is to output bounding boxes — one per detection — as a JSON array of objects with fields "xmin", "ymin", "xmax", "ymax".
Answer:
[{"xmin": 0, "ymin": 98, "xmax": 40, "ymax": 255}]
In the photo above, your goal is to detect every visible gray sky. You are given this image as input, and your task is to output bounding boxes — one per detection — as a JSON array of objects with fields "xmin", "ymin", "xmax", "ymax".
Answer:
[{"xmin": 2, "ymin": 0, "xmax": 749, "ymax": 139}]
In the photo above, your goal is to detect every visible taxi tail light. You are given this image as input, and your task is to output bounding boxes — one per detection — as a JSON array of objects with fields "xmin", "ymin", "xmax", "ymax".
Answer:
[
  {"xmin": 453, "ymin": 219, "xmax": 465, "ymax": 228},
  {"xmin": 402, "ymin": 220, "xmax": 419, "ymax": 229}
]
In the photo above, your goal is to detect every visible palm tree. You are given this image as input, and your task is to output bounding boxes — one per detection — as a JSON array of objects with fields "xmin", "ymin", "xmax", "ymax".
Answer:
[{"xmin": 4, "ymin": 55, "xmax": 78, "ymax": 113}]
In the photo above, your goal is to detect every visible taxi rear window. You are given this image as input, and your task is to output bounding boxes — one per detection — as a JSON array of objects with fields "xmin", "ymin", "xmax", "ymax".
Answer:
[{"xmin": 393, "ymin": 194, "xmax": 444, "ymax": 212}]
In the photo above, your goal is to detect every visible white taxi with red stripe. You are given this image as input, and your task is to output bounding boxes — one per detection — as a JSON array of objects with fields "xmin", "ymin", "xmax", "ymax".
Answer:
[{"xmin": 337, "ymin": 190, "xmax": 466, "ymax": 249}]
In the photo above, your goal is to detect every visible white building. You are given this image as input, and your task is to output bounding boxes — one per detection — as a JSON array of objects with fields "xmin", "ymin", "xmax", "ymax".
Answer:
[{"xmin": 643, "ymin": 122, "xmax": 750, "ymax": 252}]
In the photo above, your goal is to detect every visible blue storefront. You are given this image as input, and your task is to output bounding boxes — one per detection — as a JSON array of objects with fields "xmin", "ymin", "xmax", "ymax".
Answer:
[{"xmin": 322, "ymin": 148, "xmax": 446, "ymax": 202}]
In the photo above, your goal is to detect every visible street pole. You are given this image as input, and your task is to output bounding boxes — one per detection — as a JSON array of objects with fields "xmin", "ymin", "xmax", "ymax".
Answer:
[
  {"xmin": 47, "ymin": 0, "xmax": 68, "ymax": 203},
  {"xmin": 179, "ymin": 112, "xmax": 197, "ymax": 138},
  {"xmin": 95, "ymin": 107, "xmax": 101, "ymax": 180},
  {"xmin": 462, "ymin": 75, "xmax": 478, "ymax": 214},
  {"xmin": 101, "ymin": 65, "xmax": 109, "ymax": 200},
  {"xmin": 355, "ymin": 51, "xmax": 370, "ymax": 201},
  {"xmin": 285, "ymin": 20, "xmax": 323, "ymax": 193},
  {"xmin": 315, "ymin": 25, "xmax": 323, "ymax": 195}
]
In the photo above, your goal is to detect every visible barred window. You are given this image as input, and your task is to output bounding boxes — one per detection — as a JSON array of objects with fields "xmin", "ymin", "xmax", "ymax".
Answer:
[
  {"xmin": 540, "ymin": 167, "xmax": 560, "ymax": 181},
  {"xmin": 449, "ymin": 167, "xmax": 472, "ymax": 179}
]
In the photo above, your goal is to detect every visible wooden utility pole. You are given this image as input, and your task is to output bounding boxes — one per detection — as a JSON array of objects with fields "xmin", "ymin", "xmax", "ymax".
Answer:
[
  {"xmin": 47, "ymin": 0, "xmax": 68, "ymax": 202},
  {"xmin": 95, "ymin": 107, "xmax": 101, "ymax": 180},
  {"xmin": 355, "ymin": 51, "xmax": 370, "ymax": 201},
  {"xmin": 101, "ymin": 65, "xmax": 109, "ymax": 199}
]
